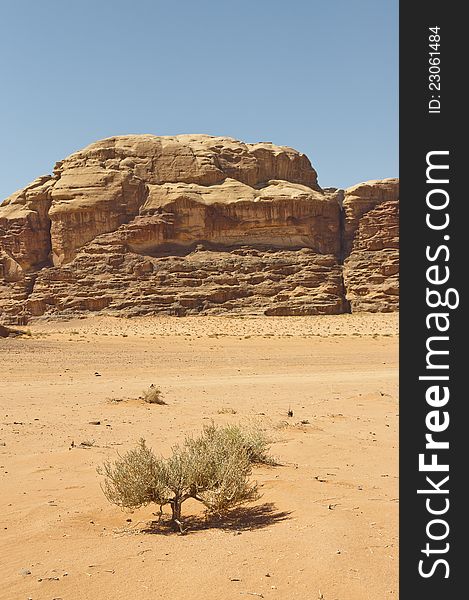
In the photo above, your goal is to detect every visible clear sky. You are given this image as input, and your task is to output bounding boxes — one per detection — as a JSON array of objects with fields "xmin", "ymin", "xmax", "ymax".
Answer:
[{"xmin": 0, "ymin": 0, "xmax": 398, "ymax": 199}]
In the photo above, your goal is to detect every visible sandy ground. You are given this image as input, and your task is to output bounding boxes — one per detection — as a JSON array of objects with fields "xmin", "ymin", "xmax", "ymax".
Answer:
[{"xmin": 0, "ymin": 314, "xmax": 398, "ymax": 600}]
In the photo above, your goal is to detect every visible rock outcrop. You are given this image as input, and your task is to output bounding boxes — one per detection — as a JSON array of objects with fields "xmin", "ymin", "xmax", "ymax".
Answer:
[
  {"xmin": 0, "ymin": 176, "xmax": 54, "ymax": 271},
  {"xmin": 342, "ymin": 179, "xmax": 399, "ymax": 312},
  {"xmin": 0, "ymin": 135, "xmax": 398, "ymax": 323},
  {"xmin": 47, "ymin": 135, "xmax": 321, "ymax": 266}
]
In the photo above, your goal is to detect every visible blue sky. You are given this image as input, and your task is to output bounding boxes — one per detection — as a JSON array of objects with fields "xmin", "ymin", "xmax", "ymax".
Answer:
[{"xmin": 0, "ymin": 0, "xmax": 398, "ymax": 199}]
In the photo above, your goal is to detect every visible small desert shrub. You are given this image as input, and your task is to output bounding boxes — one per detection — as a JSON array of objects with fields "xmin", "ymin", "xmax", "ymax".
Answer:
[
  {"xmin": 98, "ymin": 423, "xmax": 264, "ymax": 528},
  {"xmin": 217, "ymin": 407, "xmax": 237, "ymax": 414},
  {"xmin": 198, "ymin": 422, "xmax": 275, "ymax": 465},
  {"xmin": 142, "ymin": 385, "xmax": 165, "ymax": 405},
  {"xmin": 79, "ymin": 439, "xmax": 95, "ymax": 447}
]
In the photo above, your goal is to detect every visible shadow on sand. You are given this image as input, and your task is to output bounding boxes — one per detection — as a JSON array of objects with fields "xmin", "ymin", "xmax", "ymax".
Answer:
[{"xmin": 141, "ymin": 502, "xmax": 291, "ymax": 536}]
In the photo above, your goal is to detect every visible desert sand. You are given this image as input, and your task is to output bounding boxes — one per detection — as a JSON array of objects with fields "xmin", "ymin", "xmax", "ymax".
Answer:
[{"xmin": 0, "ymin": 313, "xmax": 398, "ymax": 600}]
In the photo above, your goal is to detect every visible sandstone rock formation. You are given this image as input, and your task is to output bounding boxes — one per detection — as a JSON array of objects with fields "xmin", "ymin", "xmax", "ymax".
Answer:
[
  {"xmin": 0, "ymin": 135, "xmax": 398, "ymax": 323},
  {"xmin": 342, "ymin": 179, "xmax": 399, "ymax": 312}
]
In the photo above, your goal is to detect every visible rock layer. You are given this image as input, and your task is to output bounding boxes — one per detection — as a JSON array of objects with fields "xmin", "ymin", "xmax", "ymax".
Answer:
[{"xmin": 0, "ymin": 135, "xmax": 398, "ymax": 323}]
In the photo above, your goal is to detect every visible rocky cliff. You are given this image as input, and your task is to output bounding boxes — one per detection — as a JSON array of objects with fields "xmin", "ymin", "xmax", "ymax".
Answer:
[
  {"xmin": 0, "ymin": 135, "xmax": 399, "ymax": 323},
  {"xmin": 342, "ymin": 180, "xmax": 399, "ymax": 312}
]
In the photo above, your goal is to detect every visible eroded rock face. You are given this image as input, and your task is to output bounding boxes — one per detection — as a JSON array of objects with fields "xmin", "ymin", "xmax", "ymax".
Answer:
[
  {"xmin": 0, "ymin": 134, "xmax": 398, "ymax": 323},
  {"xmin": 0, "ymin": 176, "xmax": 55, "ymax": 271},
  {"xmin": 22, "ymin": 245, "xmax": 347, "ymax": 319},
  {"xmin": 342, "ymin": 179, "xmax": 399, "ymax": 312},
  {"xmin": 47, "ymin": 135, "xmax": 321, "ymax": 265}
]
